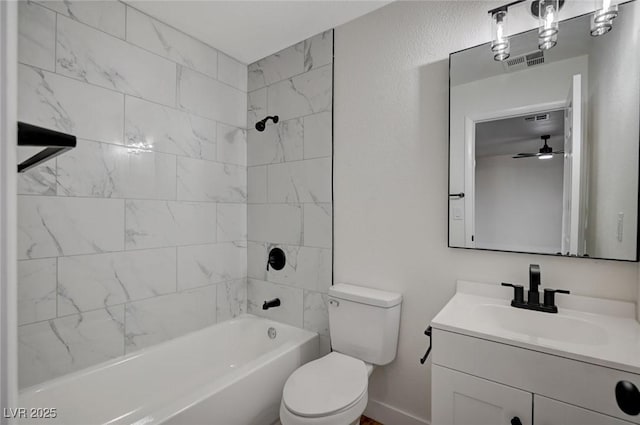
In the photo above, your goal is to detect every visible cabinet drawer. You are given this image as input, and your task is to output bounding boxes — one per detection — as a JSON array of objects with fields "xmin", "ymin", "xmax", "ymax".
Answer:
[
  {"xmin": 432, "ymin": 329, "xmax": 640, "ymax": 424},
  {"xmin": 534, "ymin": 395, "xmax": 634, "ymax": 425}
]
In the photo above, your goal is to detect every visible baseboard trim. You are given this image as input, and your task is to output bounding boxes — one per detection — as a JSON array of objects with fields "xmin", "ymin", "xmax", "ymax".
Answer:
[{"xmin": 364, "ymin": 399, "xmax": 430, "ymax": 425}]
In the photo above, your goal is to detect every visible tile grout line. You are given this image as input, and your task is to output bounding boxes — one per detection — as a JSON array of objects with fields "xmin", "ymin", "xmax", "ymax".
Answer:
[
  {"xmin": 19, "ymin": 277, "xmax": 248, "ymax": 329},
  {"xmin": 124, "ymin": 3, "xmax": 127, "ymax": 40},
  {"xmin": 18, "ymin": 239, "xmax": 249, "ymax": 263},
  {"xmin": 175, "ymin": 246, "xmax": 179, "ymax": 293},
  {"xmin": 53, "ymin": 4, "xmax": 247, "ymax": 94},
  {"xmin": 175, "ymin": 64, "xmax": 179, "ymax": 109},
  {"xmin": 17, "ymin": 191, "xmax": 248, "ymax": 204},
  {"xmin": 19, "ymin": 62, "xmax": 247, "ymax": 130},
  {"xmin": 53, "ymin": 10, "xmax": 57, "ymax": 72},
  {"xmin": 123, "ymin": 1, "xmax": 247, "ymax": 68},
  {"xmin": 55, "ymin": 257, "xmax": 59, "ymax": 319},
  {"xmin": 248, "ymin": 60, "xmax": 333, "ymax": 95}
]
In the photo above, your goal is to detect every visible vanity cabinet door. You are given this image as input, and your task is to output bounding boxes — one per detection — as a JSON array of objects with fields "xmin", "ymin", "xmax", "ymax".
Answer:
[
  {"xmin": 432, "ymin": 365, "xmax": 533, "ymax": 425},
  {"xmin": 534, "ymin": 395, "xmax": 634, "ymax": 425}
]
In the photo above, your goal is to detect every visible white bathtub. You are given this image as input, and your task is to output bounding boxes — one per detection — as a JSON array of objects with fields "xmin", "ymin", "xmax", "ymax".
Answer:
[{"xmin": 18, "ymin": 315, "xmax": 319, "ymax": 425}]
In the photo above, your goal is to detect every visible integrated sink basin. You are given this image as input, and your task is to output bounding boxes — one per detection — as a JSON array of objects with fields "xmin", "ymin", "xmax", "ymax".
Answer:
[
  {"xmin": 471, "ymin": 303, "xmax": 609, "ymax": 346},
  {"xmin": 431, "ymin": 280, "xmax": 640, "ymax": 375}
]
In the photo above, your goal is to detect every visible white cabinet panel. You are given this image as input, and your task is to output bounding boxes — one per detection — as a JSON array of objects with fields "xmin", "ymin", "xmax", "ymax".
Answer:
[
  {"xmin": 432, "ymin": 365, "xmax": 532, "ymax": 425},
  {"xmin": 534, "ymin": 395, "xmax": 633, "ymax": 425},
  {"xmin": 432, "ymin": 328, "xmax": 640, "ymax": 424}
]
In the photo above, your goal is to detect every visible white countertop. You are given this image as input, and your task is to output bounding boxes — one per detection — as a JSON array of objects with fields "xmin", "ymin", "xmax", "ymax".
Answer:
[{"xmin": 431, "ymin": 281, "xmax": 640, "ymax": 375}]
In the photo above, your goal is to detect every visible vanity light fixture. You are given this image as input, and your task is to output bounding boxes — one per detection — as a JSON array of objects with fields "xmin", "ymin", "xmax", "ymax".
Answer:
[
  {"xmin": 487, "ymin": 0, "xmax": 621, "ymax": 60},
  {"xmin": 591, "ymin": 0, "xmax": 618, "ymax": 36},
  {"xmin": 491, "ymin": 8, "xmax": 511, "ymax": 61},
  {"xmin": 593, "ymin": 0, "xmax": 619, "ymax": 23},
  {"xmin": 537, "ymin": 0, "xmax": 560, "ymax": 50},
  {"xmin": 488, "ymin": 0, "xmax": 565, "ymax": 61}
]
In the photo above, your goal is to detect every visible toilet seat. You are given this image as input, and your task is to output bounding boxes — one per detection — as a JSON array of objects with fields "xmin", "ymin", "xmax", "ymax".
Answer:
[{"xmin": 282, "ymin": 352, "xmax": 368, "ymax": 418}]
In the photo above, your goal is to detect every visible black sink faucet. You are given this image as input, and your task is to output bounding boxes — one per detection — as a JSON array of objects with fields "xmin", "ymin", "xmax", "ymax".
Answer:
[
  {"xmin": 528, "ymin": 264, "xmax": 541, "ymax": 306},
  {"xmin": 502, "ymin": 264, "xmax": 570, "ymax": 314}
]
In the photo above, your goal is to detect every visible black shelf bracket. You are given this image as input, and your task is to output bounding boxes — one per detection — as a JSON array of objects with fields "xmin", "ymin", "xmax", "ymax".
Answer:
[{"xmin": 17, "ymin": 122, "xmax": 76, "ymax": 173}]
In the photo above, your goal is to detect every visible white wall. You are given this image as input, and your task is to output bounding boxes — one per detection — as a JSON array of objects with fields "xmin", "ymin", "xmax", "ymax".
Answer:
[
  {"xmin": 475, "ymin": 155, "xmax": 564, "ymax": 254},
  {"xmin": 449, "ymin": 55, "xmax": 588, "ymax": 247},
  {"xmin": 586, "ymin": 1, "xmax": 640, "ymax": 261},
  {"xmin": 333, "ymin": 1, "xmax": 639, "ymax": 423}
]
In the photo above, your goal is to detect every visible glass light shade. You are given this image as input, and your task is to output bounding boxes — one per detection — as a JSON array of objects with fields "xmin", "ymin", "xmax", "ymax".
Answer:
[
  {"xmin": 539, "ymin": 33, "xmax": 558, "ymax": 50},
  {"xmin": 590, "ymin": 14, "xmax": 613, "ymax": 36},
  {"xmin": 491, "ymin": 10, "xmax": 510, "ymax": 61},
  {"xmin": 593, "ymin": 0, "xmax": 618, "ymax": 23},
  {"xmin": 539, "ymin": 154, "xmax": 554, "ymax": 160},
  {"xmin": 538, "ymin": 0, "xmax": 559, "ymax": 50}
]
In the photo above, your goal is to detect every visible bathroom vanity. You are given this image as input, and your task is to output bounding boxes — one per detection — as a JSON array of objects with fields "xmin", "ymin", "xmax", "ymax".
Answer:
[{"xmin": 430, "ymin": 281, "xmax": 640, "ymax": 425}]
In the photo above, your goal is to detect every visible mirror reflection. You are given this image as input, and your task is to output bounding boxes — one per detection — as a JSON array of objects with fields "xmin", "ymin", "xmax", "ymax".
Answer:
[{"xmin": 448, "ymin": 0, "xmax": 639, "ymax": 261}]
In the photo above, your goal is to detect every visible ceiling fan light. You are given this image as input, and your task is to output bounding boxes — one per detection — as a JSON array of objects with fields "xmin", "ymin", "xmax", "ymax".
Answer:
[{"xmin": 539, "ymin": 154, "xmax": 554, "ymax": 160}]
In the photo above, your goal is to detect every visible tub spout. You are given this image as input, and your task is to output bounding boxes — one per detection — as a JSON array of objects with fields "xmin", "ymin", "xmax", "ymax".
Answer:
[{"xmin": 263, "ymin": 298, "xmax": 281, "ymax": 310}]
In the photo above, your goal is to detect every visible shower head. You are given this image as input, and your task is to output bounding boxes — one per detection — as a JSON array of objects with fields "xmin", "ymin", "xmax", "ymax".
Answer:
[{"xmin": 255, "ymin": 115, "xmax": 279, "ymax": 132}]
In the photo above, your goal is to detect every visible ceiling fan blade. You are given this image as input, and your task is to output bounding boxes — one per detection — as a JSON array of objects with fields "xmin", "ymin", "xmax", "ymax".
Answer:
[{"xmin": 513, "ymin": 153, "xmax": 538, "ymax": 158}]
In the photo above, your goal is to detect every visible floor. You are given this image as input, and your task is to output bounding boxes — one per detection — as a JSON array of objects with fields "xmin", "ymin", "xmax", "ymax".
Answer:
[{"xmin": 360, "ymin": 416, "xmax": 383, "ymax": 425}]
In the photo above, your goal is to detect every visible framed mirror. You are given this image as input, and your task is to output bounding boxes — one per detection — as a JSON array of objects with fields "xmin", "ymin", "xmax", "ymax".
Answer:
[{"xmin": 448, "ymin": 0, "xmax": 639, "ymax": 261}]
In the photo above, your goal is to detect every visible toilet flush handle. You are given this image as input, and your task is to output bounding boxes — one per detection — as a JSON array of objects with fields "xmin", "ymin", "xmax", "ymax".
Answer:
[{"xmin": 329, "ymin": 298, "xmax": 340, "ymax": 307}]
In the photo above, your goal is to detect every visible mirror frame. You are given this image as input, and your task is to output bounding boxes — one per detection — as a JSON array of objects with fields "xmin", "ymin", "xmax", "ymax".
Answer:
[{"xmin": 447, "ymin": 4, "xmax": 640, "ymax": 262}]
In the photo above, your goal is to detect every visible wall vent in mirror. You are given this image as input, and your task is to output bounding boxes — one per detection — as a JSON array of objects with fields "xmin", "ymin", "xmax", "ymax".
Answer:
[
  {"xmin": 17, "ymin": 122, "xmax": 76, "ymax": 173},
  {"xmin": 504, "ymin": 50, "xmax": 545, "ymax": 71},
  {"xmin": 448, "ymin": 0, "xmax": 640, "ymax": 262},
  {"xmin": 524, "ymin": 113, "xmax": 550, "ymax": 122}
]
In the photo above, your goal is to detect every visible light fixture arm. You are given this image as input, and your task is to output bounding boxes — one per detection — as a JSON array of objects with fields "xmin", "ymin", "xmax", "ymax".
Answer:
[{"xmin": 487, "ymin": 0, "xmax": 527, "ymax": 16}]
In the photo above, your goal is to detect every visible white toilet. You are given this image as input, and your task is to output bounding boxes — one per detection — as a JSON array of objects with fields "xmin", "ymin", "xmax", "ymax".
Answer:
[{"xmin": 280, "ymin": 283, "xmax": 402, "ymax": 425}]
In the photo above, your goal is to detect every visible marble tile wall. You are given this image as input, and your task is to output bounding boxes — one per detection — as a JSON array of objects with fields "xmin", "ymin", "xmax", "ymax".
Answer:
[
  {"xmin": 247, "ymin": 30, "xmax": 334, "ymax": 353},
  {"xmin": 17, "ymin": 1, "xmax": 248, "ymax": 388}
]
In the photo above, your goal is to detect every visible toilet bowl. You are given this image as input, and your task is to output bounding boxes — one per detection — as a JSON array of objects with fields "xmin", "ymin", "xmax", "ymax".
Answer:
[
  {"xmin": 279, "ymin": 284, "xmax": 402, "ymax": 425},
  {"xmin": 279, "ymin": 352, "xmax": 372, "ymax": 425}
]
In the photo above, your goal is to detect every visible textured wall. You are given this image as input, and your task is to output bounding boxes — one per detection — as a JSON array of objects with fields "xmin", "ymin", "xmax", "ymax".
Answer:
[
  {"xmin": 586, "ymin": 2, "xmax": 640, "ymax": 260},
  {"xmin": 17, "ymin": 1, "xmax": 248, "ymax": 388},
  {"xmin": 246, "ymin": 30, "xmax": 333, "ymax": 354},
  {"xmin": 334, "ymin": 1, "xmax": 639, "ymax": 423}
]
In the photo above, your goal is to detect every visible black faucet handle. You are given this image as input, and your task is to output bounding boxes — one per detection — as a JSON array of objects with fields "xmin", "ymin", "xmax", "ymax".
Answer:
[
  {"xmin": 543, "ymin": 288, "xmax": 570, "ymax": 312},
  {"xmin": 501, "ymin": 282, "xmax": 525, "ymax": 304},
  {"xmin": 546, "ymin": 289, "xmax": 570, "ymax": 295}
]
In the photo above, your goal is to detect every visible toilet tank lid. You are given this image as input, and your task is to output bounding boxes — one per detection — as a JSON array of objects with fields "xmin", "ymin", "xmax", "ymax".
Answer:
[{"xmin": 329, "ymin": 283, "xmax": 402, "ymax": 307}]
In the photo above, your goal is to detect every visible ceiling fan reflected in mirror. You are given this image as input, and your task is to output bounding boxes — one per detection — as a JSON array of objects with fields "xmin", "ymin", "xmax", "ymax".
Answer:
[{"xmin": 512, "ymin": 135, "xmax": 563, "ymax": 160}]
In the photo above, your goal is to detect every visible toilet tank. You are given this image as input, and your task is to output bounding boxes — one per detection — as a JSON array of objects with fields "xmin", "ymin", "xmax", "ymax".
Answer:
[{"xmin": 328, "ymin": 283, "xmax": 402, "ymax": 365}]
